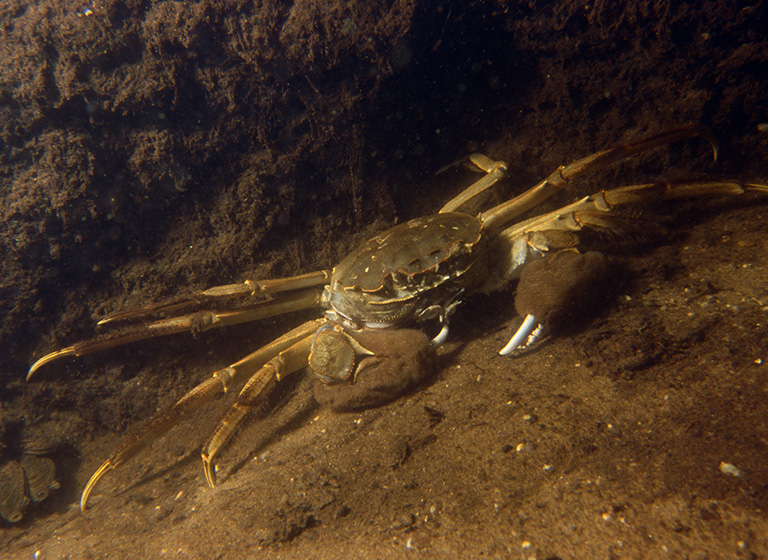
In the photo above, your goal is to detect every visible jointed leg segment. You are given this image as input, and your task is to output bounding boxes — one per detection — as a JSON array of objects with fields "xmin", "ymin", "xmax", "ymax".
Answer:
[
  {"xmin": 481, "ymin": 124, "xmax": 717, "ymax": 234},
  {"xmin": 97, "ymin": 270, "xmax": 332, "ymax": 326},
  {"xmin": 27, "ymin": 272, "xmax": 330, "ymax": 380},
  {"xmin": 201, "ymin": 330, "xmax": 316, "ymax": 487},
  {"xmin": 79, "ymin": 319, "xmax": 323, "ymax": 511}
]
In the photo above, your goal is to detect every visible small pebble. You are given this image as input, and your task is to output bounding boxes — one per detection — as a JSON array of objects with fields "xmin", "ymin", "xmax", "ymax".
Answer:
[{"xmin": 719, "ymin": 461, "xmax": 742, "ymax": 477}]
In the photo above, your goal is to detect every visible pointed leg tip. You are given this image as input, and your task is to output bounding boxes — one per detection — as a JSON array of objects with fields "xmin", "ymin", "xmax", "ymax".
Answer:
[
  {"xmin": 202, "ymin": 455, "xmax": 217, "ymax": 488},
  {"xmin": 27, "ymin": 347, "xmax": 76, "ymax": 381},
  {"xmin": 80, "ymin": 460, "xmax": 113, "ymax": 512},
  {"xmin": 26, "ymin": 365, "xmax": 40, "ymax": 382}
]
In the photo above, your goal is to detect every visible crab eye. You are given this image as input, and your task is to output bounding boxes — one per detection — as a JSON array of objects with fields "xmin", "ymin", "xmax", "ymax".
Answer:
[{"xmin": 309, "ymin": 326, "xmax": 356, "ymax": 384}]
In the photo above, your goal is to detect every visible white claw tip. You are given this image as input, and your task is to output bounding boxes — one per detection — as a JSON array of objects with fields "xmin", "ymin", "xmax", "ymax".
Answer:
[
  {"xmin": 430, "ymin": 322, "xmax": 450, "ymax": 347},
  {"xmin": 499, "ymin": 315, "xmax": 538, "ymax": 356}
]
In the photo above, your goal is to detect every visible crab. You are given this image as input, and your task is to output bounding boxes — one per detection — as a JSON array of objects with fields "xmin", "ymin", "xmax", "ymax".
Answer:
[{"xmin": 26, "ymin": 125, "xmax": 766, "ymax": 512}]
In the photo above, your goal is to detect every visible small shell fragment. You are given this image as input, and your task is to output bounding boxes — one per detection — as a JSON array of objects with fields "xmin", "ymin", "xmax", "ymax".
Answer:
[
  {"xmin": 0, "ymin": 461, "xmax": 30, "ymax": 523},
  {"xmin": 20, "ymin": 426, "xmax": 55, "ymax": 456},
  {"xmin": 718, "ymin": 461, "xmax": 742, "ymax": 477},
  {"xmin": 21, "ymin": 455, "xmax": 60, "ymax": 502}
]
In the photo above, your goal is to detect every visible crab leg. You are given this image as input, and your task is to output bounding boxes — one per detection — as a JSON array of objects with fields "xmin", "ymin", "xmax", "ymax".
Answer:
[
  {"xmin": 98, "ymin": 270, "xmax": 332, "ymax": 326},
  {"xmin": 79, "ymin": 319, "xmax": 323, "ymax": 511},
  {"xmin": 201, "ymin": 331, "xmax": 316, "ymax": 487},
  {"xmin": 439, "ymin": 153, "xmax": 509, "ymax": 213},
  {"xmin": 501, "ymin": 179, "xmax": 767, "ymax": 243},
  {"xmin": 482, "ymin": 124, "xmax": 717, "ymax": 234},
  {"xmin": 27, "ymin": 288, "xmax": 324, "ymax": 380}
]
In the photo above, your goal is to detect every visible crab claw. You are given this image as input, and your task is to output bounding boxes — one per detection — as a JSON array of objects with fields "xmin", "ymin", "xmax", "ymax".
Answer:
[
  {"xmin": 501, "ymin": 250, "xmax": 611, "ymax": 357},
  {"xmin": 499, "ymin": 314, "xmax": 544, "ymax": 355},
  {"xmin": 308, "ymin": 324, "xmax": 375, "ymax": 384},
  {"xmin": 313, "ymin": 328, "xmax": 436, "ymax": 411}
]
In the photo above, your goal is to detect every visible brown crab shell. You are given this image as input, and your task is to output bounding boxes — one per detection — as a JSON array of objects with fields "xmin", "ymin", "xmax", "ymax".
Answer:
[{"xmin": 328, "ymin": 212, "xmax": 489, "ymax": 326}]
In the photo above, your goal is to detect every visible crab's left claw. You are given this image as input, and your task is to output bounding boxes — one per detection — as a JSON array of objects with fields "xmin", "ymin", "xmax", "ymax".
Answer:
[
  {"xmin": 501, "ymin": 250, "xmax": 611, "ymax": 356},
  {"xmin": 499, "ymin": 314, "xmax": 544, "ymax": 355}
]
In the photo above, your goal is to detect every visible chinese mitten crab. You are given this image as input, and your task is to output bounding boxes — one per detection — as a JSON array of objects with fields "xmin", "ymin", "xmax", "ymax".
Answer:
[{"xmin": 27, "ymin": 125, "xmax": 766, "ymax": 511}]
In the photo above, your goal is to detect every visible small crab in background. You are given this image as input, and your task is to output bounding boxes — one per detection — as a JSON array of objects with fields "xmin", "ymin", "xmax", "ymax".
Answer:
[
  {"xmin": 26, "ymin": 125, "xmax": 766, "ymax": 511},
  {"xmin": 0, "ymin": 416, "xmax": 60, "ymax": 523}
]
